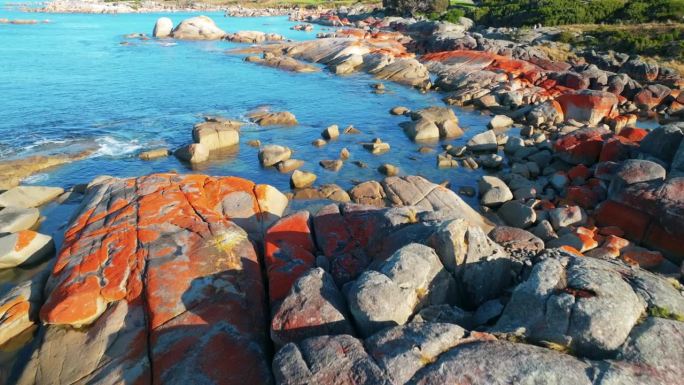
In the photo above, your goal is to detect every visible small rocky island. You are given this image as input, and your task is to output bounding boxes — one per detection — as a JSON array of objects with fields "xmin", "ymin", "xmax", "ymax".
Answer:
[{"xmin": 0, "ymin": 1, "xmax": 683, "ymax": 384}]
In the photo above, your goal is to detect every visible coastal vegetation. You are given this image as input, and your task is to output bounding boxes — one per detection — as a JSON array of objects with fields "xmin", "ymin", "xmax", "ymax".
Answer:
[{"xmin": 448, "ymin": 0, "xmax": 684, "ymax": 27}]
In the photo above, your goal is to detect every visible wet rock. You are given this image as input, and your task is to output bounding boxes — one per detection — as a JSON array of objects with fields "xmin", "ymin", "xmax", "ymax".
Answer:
[
  {"xmin": 0, "ymin": 207, "xmax": 40, "ymax": 233},
  {"xmin": 497, "ymin": 201, "xmax": 536, "ymax": 229},
  {"xmin": 260, "ymin": 145, "xmax": 292, "ymax": 167},
  {"xmin": 246, "ymin": 54, "xmax": 320, "ymax": 73},
  {"xmin": 174, "ymin": 142, "xmax": 209, "ymax": 163},
  {"xmin": 428, "ymin": 219, "xmax": 514, "ymax": 306},
  {"xmin": 290, "ymin": 170, "xmax": 317, "ymax": 189},
  {"xmin": 138, "ymin": 148, "xmax": 170, "ymax": 160},
  {"xmin": 366, "ymin": 322, "xmax": 466, "ymax": 385},
  {"xmin": 19, "ymin": 174, "xmax": 283, "ymax": 384},
  {"xmin": 271, "ymin": 268, "xmax": 354, "ymax": 347},
  {"xmin": 478, "ymin": 176, "xmax": 513, "ymax": 207},
  {"xmin": 349, "ymin": 181, "xmax": 386, "ymax": 207},
  {"xmin": 409, "ymin": 106, "xmax": 462, "ymax": 138},
  {"xmin": 401, "ymin": 118, "xmax": 440, "ymax": 141},
  {"xmin": 340, "ymin": 147, "xmax": 350, "ymax": 160},
  {"xmin": 362, "ymin": 139, "xmax": 391, "ymax": 154},
  {"xmin": 346, "ymin": 243, "xmax": 455, "ymax": 337},
  {"xmin": 489, "ymin": 226, "xmax": 544, "ymax": 257},
  {"xmin": 466, "ymin": 130, "xmax": 498, "ymax": 152},
  {"xmin": 390, "ymin": 106, "xmax": 409, "ymax": 115},
  {"xmin": 378, "ymin": 163, "xmax": 399, "ymax": 176},
  {"xmin": 0, "ymin": 151, "xmax": 94, "ymax": 190},
  {"xmin": 152, "ymin": 17, "xmax": 173, "ymax": 38},
  {"xmin": 320, "ymin": 159, "xmax": 343, "ymax": 172},
  {"xmin": 249, "ymin": 110, "xmax": 298, "ymax": 126},
  {"xmin": 322, "ymin": 125, "xmax": 339, "ymax": 140},
  {"xmin": 495, "ymin": 254, "xmax": 646, "ymax": 358},
  {"xmin": 192, "ymin": 120, "xmax": 241, "ymax": 150},
  {"xmin": 312, "ymin": 138, "xmax": 327, "ymax": 147},
  {"xmin": 272, "ymin": 335, "xmax": 389, "ymax": 385},
  {"xmin": 276, "ymin": 159, "xmax": 304, "ymax": 173},
  {"xmin": 171, "ymin": 16, "xmax": 226, "ymax": 40}
]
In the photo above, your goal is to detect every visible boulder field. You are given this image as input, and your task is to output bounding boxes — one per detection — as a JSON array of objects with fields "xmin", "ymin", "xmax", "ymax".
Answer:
[{"xmin": 2, "ymin": 172, "xmax": 683, "ymax": 385}]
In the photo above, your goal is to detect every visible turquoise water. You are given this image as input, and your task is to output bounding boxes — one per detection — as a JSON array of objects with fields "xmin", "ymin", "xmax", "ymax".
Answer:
[{"xmin": 0, "ymin": 4, "xmax": 494, "ymax": 204}]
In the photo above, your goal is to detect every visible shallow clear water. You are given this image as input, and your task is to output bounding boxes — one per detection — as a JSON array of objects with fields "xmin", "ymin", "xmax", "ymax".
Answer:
[{"xmin": 0, "ymin": 4, "xmax": 497, "ymax": 205}]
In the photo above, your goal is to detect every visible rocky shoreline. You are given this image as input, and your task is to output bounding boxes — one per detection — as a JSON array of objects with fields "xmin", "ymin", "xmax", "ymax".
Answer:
[{"xmin": 1, "ymin": 9, "xmax": 683, "ymax": 385}]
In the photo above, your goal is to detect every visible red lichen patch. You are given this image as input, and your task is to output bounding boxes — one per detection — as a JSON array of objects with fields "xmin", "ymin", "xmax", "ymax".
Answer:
[
  {"xmin": 594, "ymin": 200, "xmax": 653, "ymax": 242},
  {"xmin": 621, "ymin": 248, "xmax": 665, "ymax": 270},
  {"xmin": 554, "ymin": 128, "xmax": 609, "ymax": 165},
  {"xmin": 556, "ymin": 91, "xmax": 619, "ymax": 126},
  {"xmin": 263, "ymin": 211, "xmax": 316, "ymax": 305},
  {"xmin": 617, "ymin": 127, "xmax": 649, "ymax": 142},
  {"xmin": 598, "ymin": 226, "xmax": 625, "ymax": 237},
  {"xmin": 566, "ymin": 186, "xmax": 601, "ymax": 209},
  {"xmin": 599, "ymin": 136, "xmax": 638, "ymax": 163},
  {"xmin": 568, "ymin": 165, "xmax": 592, "ymax": 181}
]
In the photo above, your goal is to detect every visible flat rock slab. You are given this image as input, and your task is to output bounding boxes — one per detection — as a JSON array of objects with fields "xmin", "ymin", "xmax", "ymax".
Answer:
[
  {"xmin": 0, "ymin": 186, "xmax": 64, "ymax": 208},
  {"xmin": 16, "ymin": 173, "xmax": 286, "ymax": 385},
  {"xmin": 0, "ymin": 230, "xmax": 54, "ymax": 269},
  {"xmin": 0, "ymin": 206, "xmax": 40, "ymax": 233}
]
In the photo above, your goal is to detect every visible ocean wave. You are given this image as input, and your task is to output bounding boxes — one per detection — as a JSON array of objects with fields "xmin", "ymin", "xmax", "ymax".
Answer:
[{"xmin": 92, "ymin": 136, "xmax": 143, "ymax": 157}]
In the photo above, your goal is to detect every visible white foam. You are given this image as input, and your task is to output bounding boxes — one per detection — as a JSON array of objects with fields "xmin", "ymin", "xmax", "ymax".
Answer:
[
  {"xmin": 93, "ymin": 136, "xmax": 143, "ymax": 157},
  {"xmin": 22, "ymin": 173, "xmax": 49, "ymax": 184}
]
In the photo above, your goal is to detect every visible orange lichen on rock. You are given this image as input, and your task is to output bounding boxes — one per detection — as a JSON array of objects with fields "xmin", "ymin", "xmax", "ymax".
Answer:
[
  {"xmin": 263, "ymin": 211, "xmax": 317, "ymax": 305},
  {"xmin": 32, "ymin": 173, "xmax": 284, "ymax": 385}
]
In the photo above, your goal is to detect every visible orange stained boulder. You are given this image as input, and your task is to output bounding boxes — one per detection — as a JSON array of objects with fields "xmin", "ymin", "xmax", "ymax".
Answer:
[
  {"xmin": 263, "ymin": 211, "xmax": 317, "ymax": 305},
  {"xmin": 30, "ymin": 173, "xmax": 284, "ymax": 385},
  {"xmin": 621, "ymin": 248, "xmax": 665, "ymax": 270},
  {"xmin": 617, "ymin": 127, "xmax": 649, "ymax": 142},
  {"xmin": 555, "ymin": 90, "xmax": 619, "ymax": 126}
]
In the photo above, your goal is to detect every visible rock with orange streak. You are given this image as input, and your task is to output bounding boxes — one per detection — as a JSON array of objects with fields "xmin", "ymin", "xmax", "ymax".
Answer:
[
  {"xmin": 0, "ymin": 270, "xmax": 47, "ymax": 346},
  {"xmin": 20, "ymin": 173, "xmax": 277, "ymax": 384},
  {"xmin": 621, "ymin": 247, "xmax": 665, "ymax": 270},
  {"xmin": 0, "ymin": 230, "xmax": 54, "ymax": 269},
  {"xmin": 556, "ymin": 90, "xmax": 619, "ymax": 126},
  {"xmin": 554, "ymin": 126, "xmax": 610, "ymax": 165},
  {"xmin": 264, "ymin": 211, "xmax": 316, "ymax": 306}
]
